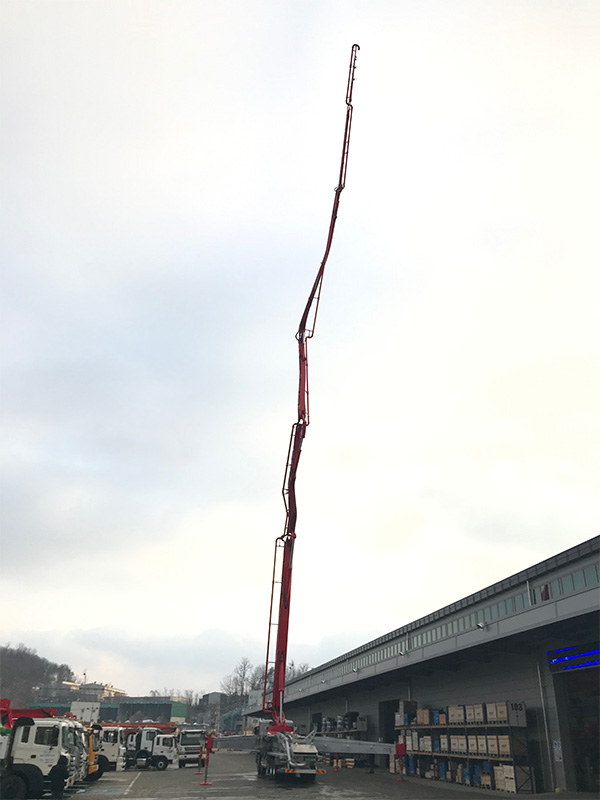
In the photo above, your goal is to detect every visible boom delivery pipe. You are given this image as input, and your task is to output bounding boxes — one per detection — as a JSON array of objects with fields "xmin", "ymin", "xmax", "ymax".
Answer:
[{"xmin": 263, "ymin": 44, "xmax": 360, "ymax": 732}]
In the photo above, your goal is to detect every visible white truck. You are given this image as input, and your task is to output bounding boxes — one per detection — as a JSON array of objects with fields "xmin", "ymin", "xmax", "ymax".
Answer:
[
  {"xmin": 97, "ymin": 725, "xmax": 126, "ymax": 772},
  {"xmin": 125, "ymin": 728, "xmax": 178, "ymax": 771},
  {"xmin": 176, "ymin": 728, "xmax": 206, "ymax": 768},
  {"xmin": 0, "ymin": 716, "xmax": 76, "ymax": 799}
]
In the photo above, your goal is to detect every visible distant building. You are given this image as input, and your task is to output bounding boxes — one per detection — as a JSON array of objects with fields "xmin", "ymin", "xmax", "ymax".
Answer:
[
  {"xmin": 78, "ymin": 682, "xmax": 127, "ymax": 702},
  {"xmin": 35, "ymin": 680, "xmax": 81, "ymax": 704},
  {"xmin": 114, "ymin": 696, "xmax": 187, "ymax": 724}
]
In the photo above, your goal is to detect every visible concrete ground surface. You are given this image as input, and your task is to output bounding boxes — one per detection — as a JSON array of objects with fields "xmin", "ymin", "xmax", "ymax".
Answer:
[{"xmin": 70, "ymin": 751, "xmax": 598, "ymax": 800}]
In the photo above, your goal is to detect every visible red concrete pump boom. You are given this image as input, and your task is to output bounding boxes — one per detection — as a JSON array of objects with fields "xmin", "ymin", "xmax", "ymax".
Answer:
[{"xmin": 263, "ymin": 44, "xmax": 360, "ymax": 733}]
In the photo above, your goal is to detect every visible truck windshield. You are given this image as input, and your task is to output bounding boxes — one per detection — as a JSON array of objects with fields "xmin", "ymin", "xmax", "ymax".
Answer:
[{"xmin": 180, "ymin": 732, "xmax": 202, "ymax": 746}]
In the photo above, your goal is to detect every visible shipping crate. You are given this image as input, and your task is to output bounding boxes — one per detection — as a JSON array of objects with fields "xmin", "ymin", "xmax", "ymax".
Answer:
[
  {"xmin": 438, "ymin": 712, "xmax": 447, "ymax": 725},
  {"xmin": 468, "ymin": 735, "xmax": 478, "ymax": 754},
  {"xmin": 496, "ymin": 701, "xmax": 508, "ymax": 722},
  {"xmin": 440, "ymin": 735, "xmax": 449, "ymax": 752},
  {"xmin": 481, "ymin": 774, "xmax": 492, "ymax": 789},
  {"xmin": 450, "ymin": 735, "xmax": 459, "ymax": 753},
  {"xmin": 412, "ymin": 731, "xmax": 419, "ymax": 751},
  {"xmin": 421, "ymin": 736, "xmax": 432, "ymax": 753},
  {"xmin": 494, "ymin": 765, "xmax": 506, "ymax": 790},
  {"xmin": 394, "ymin": 712, "xmax": 403, "ymax": 727},
  {"xmin": 473, "ymin": 703, "xmax": 485, "ymax": 722},
  {"xmin": 448, "ymin": 704, "xmax": 465, "ymax": 724},
  {"xmin": 465, "ymin": 704, "xmax": 475, "ymax": 722},
  {"xmin": 486, "ymin": 702, "xmax": 498, "ymax": 722},
  {"xmin": 486, "ymin": 735, "xmax": 499, "ymax": 755},
  {"xmin": 498, "ymin": 734, "xmax": 511, "ymax": 755},
  {"xmin": 456, "ymin": 735, "xmax": 467, "ymax": 754}
]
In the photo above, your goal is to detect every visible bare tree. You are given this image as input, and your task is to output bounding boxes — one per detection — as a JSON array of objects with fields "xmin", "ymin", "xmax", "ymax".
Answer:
[
  {"xmin": 233, "ymin": 657, "xmax": 253, "ymax": 697},
  {"xmin": 286, "ymin": 660, "xmax": 310, "ymax": 680},
  {"xmin": 249, "ymin": 664, "xmax": 265, "ymax": 691},
  {"xmin": 220, "ymin": 673, "xmax": 237, "ymax": 696}
]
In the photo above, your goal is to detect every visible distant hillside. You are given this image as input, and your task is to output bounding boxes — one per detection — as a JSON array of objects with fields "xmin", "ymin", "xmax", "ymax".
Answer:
[{"xmin": 0, "ymin": 643, "xmax": 74, "ymax": 705}]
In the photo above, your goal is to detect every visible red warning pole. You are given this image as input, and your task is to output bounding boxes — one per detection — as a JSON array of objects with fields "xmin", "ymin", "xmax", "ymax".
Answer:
[{"xmin": 197, "ymin": 735, "xmax": 214, "ymax": 786}]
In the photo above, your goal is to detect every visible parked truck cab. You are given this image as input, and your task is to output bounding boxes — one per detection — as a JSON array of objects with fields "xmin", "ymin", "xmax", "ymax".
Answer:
[
  {"xmin": 98, "ymin": 726, "xmax": 126, "ymax": 772},
  {"xmin": 176, "ymin": 728, "xmax": 206, "ymax": 768},
  {"xmin": 0, "ymin": 717, "xmax": 76, "ymax": 799},
  {"xmin": 125, "ymin": 728, "xmax": 177, "ymax": 771}
]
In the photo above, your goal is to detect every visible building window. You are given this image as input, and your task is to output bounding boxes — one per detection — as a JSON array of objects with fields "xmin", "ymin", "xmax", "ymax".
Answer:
[
  {"xmin": 514, "ymin": 592, "xmax": 525, "ymax": 611},
  {"xmin": 573, "ymin": 570, "xmax": 586, "ymax": 591},
  {"xmin": 561, "ymin": 573, "xmax": 575, "ymax": 594},
  {"xmin": 584, "ymin": 564, "xmax": 599, "ymax": 587}
]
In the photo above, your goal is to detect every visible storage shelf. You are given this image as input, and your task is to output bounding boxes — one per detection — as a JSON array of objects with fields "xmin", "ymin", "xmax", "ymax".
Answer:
[
  {"xmin": 407, "ymin": 750, "xmax": 513, "ymax": 761},
  {"xmin": 396, "ymin": 722, "xmax": 514, "ymax": 729},
  {"xmin": 396, "ymin": 700, "xmax": 533, "ymax": 793}
]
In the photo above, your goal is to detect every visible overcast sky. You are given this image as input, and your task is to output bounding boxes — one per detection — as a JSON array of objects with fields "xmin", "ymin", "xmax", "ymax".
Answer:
[{"xmin": 2, "ymin": 0, "xmax": 599, "ymax": 697}]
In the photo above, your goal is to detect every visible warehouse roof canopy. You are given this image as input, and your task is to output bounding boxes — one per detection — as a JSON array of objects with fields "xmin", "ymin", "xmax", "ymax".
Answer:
[{"xmin": 288, "ymin": 535, "xmax": 599, "ymax": 686}]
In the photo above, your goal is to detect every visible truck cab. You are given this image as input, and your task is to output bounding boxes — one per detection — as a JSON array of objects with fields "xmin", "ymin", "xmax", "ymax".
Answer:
[
  {"xmin": 98, "ymin": 725, "xmax": 126, "ymax": 772},
  {"xmin": 0, "ymin": 717, "xmax": 76, "ymax": 798},
  {"xmin": 125, "ymin": 728, "xmax": 178, "ymax": 771},
  {"xmin": 176, "ymin": 728, "xmax": 206, "ymax": 768}
]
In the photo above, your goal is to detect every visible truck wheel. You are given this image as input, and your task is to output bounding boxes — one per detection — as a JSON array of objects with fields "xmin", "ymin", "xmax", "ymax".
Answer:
[
  {"xmin": 154, "ymin": 756, "xmax": 168, "ymax": 771},
  {"xmin": 85, "ymin": 763, "xmax": 104, "ymax": 782},
  {"xmin": 0, "ymin": 774, "xmax": 28, "ymax": 799}
]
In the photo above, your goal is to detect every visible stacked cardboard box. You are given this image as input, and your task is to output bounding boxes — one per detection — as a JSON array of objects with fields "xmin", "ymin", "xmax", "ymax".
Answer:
[
  {"xmin": 468, "ymin": 735, "xmax": 478, "ymax": 754},
  {"xmin": 496, "ymin": 702, "xmax": 508, "ymax": 723},
  {"xmin": 448, "ymin": 704, "xmax": 465, "ymax": 724},
  {"xmin": 440, "ymin": 734, "xmax": 448, "ymax": 752},
  {"xmin": 487, "ymin": 734, "xmax": 499, "ymax": 755},
  {"xmin": 477, "ymin": 735, "xmax": 488, "ymax": 755},
  {"xmin": 412, "ymin": 730, "xmax": 419, "ymax": 752},
  {"xmin": 494, "ymin": 764, "xmax": 506, "ymax": 790}
]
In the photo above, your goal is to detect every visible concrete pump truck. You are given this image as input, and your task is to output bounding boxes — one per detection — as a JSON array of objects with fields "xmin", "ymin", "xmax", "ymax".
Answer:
[{"xmin": 254, "ymin": 44, "xmax": 361, "ymax": 782}]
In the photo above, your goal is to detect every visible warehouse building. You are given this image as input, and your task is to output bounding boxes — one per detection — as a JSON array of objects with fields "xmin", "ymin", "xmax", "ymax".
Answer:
[{"xmin": 282, "ymin": 536, "xmax": 599, "ymax": 793}]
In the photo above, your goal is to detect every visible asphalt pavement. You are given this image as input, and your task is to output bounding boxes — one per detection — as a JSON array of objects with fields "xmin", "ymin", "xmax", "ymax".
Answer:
[{"xmin": 70, "ymin": 751, "xmax": 599, "ymax": 800}]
